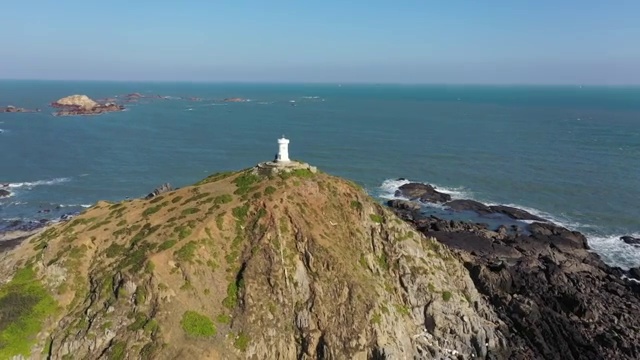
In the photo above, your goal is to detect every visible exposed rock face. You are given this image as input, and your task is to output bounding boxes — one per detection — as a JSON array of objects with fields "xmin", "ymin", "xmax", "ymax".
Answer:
[
  {"xmin": 388, "ymin": 199, "xmax": 640, "ymax": 360},
  {"xmin": 51, "ymin": 94, "xmax": 124, "ymax": 116},
  {"xmin": 144, "ymin": 183, "xmax": 174, "ymax": 199},
  {"xmin": 0, "ymin": 168, "xmax": 514, "ymax": 359},
  {"xmin": 395, "ymin": 183, "xmax": 451, "ymax": 203}
]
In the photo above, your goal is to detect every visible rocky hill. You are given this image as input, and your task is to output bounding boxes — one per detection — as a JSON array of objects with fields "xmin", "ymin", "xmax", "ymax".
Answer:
[{"xmin": 0, "ymin": 166, "xmax": 514, "ymax": 359}]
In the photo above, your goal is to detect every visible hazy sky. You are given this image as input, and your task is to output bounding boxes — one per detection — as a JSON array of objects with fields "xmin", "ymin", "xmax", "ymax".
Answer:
[{"xmin": 1, "ymin": 0, "xmax": 639, "ymax": 84}]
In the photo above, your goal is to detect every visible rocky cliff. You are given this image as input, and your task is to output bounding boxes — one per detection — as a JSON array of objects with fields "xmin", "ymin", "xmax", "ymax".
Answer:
[{"xmin": 0, "ymin": 167, "xmax": 514, "ymax": 359}]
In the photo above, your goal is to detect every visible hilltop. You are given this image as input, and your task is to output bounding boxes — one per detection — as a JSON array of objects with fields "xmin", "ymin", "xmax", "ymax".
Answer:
[{"xmin": 0, "ymin": 165, "xmax": 510, "ymax": 359}]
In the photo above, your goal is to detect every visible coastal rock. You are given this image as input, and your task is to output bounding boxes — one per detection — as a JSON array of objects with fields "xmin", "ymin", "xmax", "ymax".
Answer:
[
  {"xmin": 386, "ymin": 198, "xmax": 640, "ymax": 359},
  {"xmin": 0, "ymin": 189, "xmax": 10, "ymax": 198},
  {"xmin": 445, "ymin": 199, "xmax": 493, "ymax": 215},
  {"xmin": 488, "ymin": 205, "xmax": 547, "ymax": 221},
  {"xmin": 443, "ymin": 200, "xmax": 547, "ymax": 221},
  {"xmin": 2, "ymin": 105, "xmax": 38, "ymax": 113},
  {"xmin": 386, "ymin": 199, "xmax": 421, "ymax": 212},
  {"xmin": 51, "ymin": 95, "xmax": 124, "ymax": 116},
  {"xmin": 223, "ymin": 97, "xmax": 247, "ymax": 102},
  {"xmin": 144, "ymin": 183, "xmax": 173, "ymax": 199},
  {"xmin": 621, "ymin": 236, "xmax": 640, "ymax": 246},
  {"xmin": 629, "ymin": 267, "xmax": 640, "ymax": 281},
  {"xmin": 395, "ymin": 183, "xmax": 451, "ymax": 203}
]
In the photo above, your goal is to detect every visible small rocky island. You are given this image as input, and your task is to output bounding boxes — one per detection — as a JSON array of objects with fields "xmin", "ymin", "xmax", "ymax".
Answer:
[
  {"xmin": 51, "ymin": 94, "xmax": 124, "ymax": 116},
  {"xmin": 1, "ymin": 105, "xmax": 39, "ymax": 113}
]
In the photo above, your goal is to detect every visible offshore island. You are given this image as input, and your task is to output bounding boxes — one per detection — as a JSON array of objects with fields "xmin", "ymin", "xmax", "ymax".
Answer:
[{"xmin": 0, "ymin": 138, "xmax": 638, "ymax": 359}]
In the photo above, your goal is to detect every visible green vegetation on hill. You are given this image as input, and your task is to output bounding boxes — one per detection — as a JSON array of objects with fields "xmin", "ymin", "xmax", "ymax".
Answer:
[
  {"xmin": 180, "ymin": 311, "xmax": 216, "ymax": 338},
  {"xmin": 0, "ymin": 267, "xmax": 57, "ymax": 358}
]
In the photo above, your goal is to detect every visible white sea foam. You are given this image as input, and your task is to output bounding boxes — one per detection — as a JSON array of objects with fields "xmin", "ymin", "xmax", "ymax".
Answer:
[
  {"xmin": 587, "ymin": 233, "xmax": 640, "ymax": 270},
  {"xmin": 377, "ymin": 178, "xmax": 640, "ymax": 269},
  {"xmin": 58, "ymin": 204, "xmax": 92, "ymax": 208},
  {"xmin": 378, "ymin": 178, "xmax": 470, "ymax": 200},
  {"xmin": 6, "ymin": 177, "xmax": 70, "ymax": 189},
  {"xmin": 301, "ymin": 96, "xmax": 321, "ymax": 99}
]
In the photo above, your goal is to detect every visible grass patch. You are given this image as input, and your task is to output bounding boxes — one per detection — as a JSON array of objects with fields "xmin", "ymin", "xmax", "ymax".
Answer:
[
  {"xmin": 232, "ymin": 204, "xmax": 249, "ymax": 222},
  {"xmin": 216, "ymin": 314, "xmax": 231, "ymax": 324},
  {"xmin": 142, "ymin": 206, "xmax": 161, "ymax": 217},
  {"xmin": 233, "ymin": 332, "xmax": 250, "ymax": 351},
  {"xmin": 214, "ymin": 194, "xmax": 233, "ymax": 204},
  {"xmin": 371, "ymin": 312, "xmax": 382, "ymax": 325},
  {"xmin": 174, "ymin": 241, "xmax": 198, "ymax": 263},
  {"xmin": 194, "ymin": 171, "xmax": 235, "ymax": 186},
  {"xmin": 108, "ymin": 341, "xmax": 126, "ymax": 360},
  {"xmin": 369, "ymin": 214, "xmax": 383, "ymax": 223},
  {"xmin": 222, "ymin": 282, "xmax": 239, "ymax": 309},
  {"xmin": 264, "ymin": 186, "xmax": 277, "ymax": 196},
  {"xmin": 0, "ymin": 267, "xmax": 58, "ymax": 359},
  {"xmin": 181, "ymin": 208, "xmax": 200, "ymax": 216},
  {"xmin": 442, "ymin": 291, "xmax": 453, "ymax": 302},
  {"xmin": 394, "ymin": 304, "xmax": 411, "ymax": 316},
  {"xmin": 279, "ymin": 168, "xmax": 314, "ymax": 180},
  {"xmin": 158, "ymin": 239, "xmax": 178, "ymax": 251},
  {"xmin": 350, "ymin": 200, "xmax": 363, "ymax": 211},
  {"xmin": 180, "ymin": 311, "xmax": 216, "ymax": 338},
  {"xmin": 233, "ymin": 172, "xmax": 260, "ymax": 195}
]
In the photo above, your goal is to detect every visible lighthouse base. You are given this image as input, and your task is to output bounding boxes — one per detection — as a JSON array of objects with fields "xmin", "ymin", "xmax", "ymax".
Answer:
[{"xmin": 254, "ymin": 160, "xmax": 317, "ymax": 176}]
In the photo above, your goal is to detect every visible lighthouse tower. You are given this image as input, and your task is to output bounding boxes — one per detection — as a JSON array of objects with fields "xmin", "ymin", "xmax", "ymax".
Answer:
[{"xmin": 276, "ymin": 136, "xmax": 290, "ymax": 162}]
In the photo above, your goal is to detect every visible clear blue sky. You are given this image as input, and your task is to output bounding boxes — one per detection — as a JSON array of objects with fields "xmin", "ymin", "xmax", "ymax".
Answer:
[{"xmin": 2, "ymin": 0, "xmax": 639, "ymax": 84}]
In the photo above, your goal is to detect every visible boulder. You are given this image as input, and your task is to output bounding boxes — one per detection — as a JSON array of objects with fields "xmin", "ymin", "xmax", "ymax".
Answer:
[
  {"xmin": 145, "ymin": 183, "xmax": 173, "ymax": 199},
  {"xmin": 0, "ymin": 189, "xmax": 10, "ymax": 198},
  {"xmin": 621, "ymin": 236, "xmax": 640, "ymax": 246},
  {"xmin": 395, "ymin": 183, "xmax": 451, "ymax": 203},
  {"xmin": 386, "ymin": 199, "xmax": 420, "ymax": 212}
]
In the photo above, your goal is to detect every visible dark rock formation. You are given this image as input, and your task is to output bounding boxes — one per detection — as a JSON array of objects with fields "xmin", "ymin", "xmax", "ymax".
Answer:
[
  {"xmin": 387, "ymin": 200, "xmax": 640, "ymax": 360},
  {"xmin": 51, "ymin": 95, "xmax": 124, "ymax": 116},
  {"xmin": 443, "ymin": 200, "xmax": 547, "ymax": 221},
  {"xmin": 444, "ymin": 199, "xmax": 493, "ymax": 214},
  {"xmin": 395, "ymin": 183, "xmax": 451, "ymax": 203},
  {"xmin": 386, "ymin": 199, "xmax": 421, "ymax": 212},
  {"xmin": 2, "ymin": 105, "xmax": 39, "ymax": 113},
  {"xmin": 489, "ymin": 204, "xmax": 547, "ymax": 221},
  {"xmin": 621, "ymin": 236, "xmax": 640, "ymax": 246},
  {"xmin": 145, "ymin": 183, "xmax": 173, "ymax": 199},
  {"xmin": 0, "ymin": 189, "xmax": 10, "ymax": 198}
]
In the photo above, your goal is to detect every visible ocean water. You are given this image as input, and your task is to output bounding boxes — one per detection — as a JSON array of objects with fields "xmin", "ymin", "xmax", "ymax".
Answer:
[{"xmin": 1, "ymin": 81, "xmax": 639, "ymax": 268}]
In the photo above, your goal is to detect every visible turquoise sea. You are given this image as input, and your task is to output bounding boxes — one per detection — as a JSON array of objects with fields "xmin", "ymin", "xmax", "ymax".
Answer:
[{"xmin": 1, "ymin": 81, "xmax": 639, "ymax": 268}]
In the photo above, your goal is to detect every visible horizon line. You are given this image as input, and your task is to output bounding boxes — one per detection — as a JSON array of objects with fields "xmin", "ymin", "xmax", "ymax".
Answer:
[{"xmin": 1, "ymin": 78, "xmax": 639, "ymax": 87}]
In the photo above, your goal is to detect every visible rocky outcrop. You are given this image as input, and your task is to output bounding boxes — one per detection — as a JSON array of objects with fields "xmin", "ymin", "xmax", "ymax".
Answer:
[
  {"xmin": 395, "ymin": 183, "xmax": 451, "ymax": 203},
  {"xmin": 2, "ymin": 105, "xmax": 39, "ymax": 113},
  {"xmin": 51, "ymin": 94, "xmax": 124, "ymax": 116},
  {"xmin": 0, "ymin": 189, "xmax": 10, "ymax": 198},
  {"xmin": 223, "ymin": 97, "xmax": 247, "ymax": 102},
  {"xmin": 144, "ymin": 183, "xmax": 173, "ymax": 199},
  {"xmin": 621, "ymin": 236, "xmax": 640, "ymax": 246},
  {"xmin": 388, "ymin": 198, "xmax": 640, "ymax": 360}
]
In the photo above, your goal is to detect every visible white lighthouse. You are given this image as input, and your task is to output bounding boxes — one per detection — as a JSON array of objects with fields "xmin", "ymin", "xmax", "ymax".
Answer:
[{"xmin": 276, "ymin": 136, "xmax": 290, "ymax": 162}]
